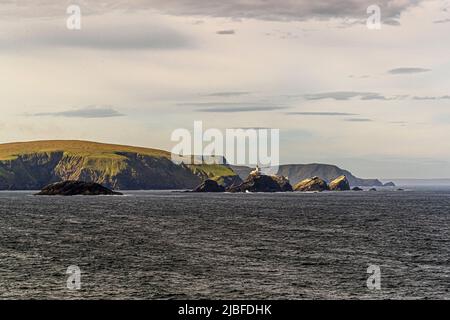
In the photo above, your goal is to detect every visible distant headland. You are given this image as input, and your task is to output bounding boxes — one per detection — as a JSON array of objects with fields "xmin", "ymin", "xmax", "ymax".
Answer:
[{"xmin": 0, "ymin": 140, "xmax": 393, "ymax": 191}]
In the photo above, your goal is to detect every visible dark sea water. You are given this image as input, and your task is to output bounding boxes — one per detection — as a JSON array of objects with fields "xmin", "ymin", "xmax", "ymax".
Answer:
[{"xmin": 0, "ymin": 187, "xmax": 449, "ymax": 300}]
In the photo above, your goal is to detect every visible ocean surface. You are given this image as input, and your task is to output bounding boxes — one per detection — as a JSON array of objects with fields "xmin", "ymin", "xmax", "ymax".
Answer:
[{"xmin": 0, "ymin": 187, "xmax": 449, "ymax": 299}]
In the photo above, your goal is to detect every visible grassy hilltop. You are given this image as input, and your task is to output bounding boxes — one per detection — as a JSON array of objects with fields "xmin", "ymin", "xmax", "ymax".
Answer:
[
  {"xmin": 0, "ymin": 140, "xmax": 236, "ymax": 190},
  {"xmin": 0, "ymin": 140, "xmax": 170, "ymax": 161}
]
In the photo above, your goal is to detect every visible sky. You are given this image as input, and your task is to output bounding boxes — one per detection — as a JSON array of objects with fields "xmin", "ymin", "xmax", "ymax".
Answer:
[{"xmin": 1, "ymin": 0, "xmax": 450, "ymax": 179}]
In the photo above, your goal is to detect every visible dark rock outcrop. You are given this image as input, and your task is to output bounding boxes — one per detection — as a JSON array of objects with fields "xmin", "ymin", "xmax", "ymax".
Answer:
[
  {"xmin": 352, "ymin": 187, "xmax": 364, "ymax": 191},
  {"xmin": 383, "ymin": 182, "xmax": 396, "ymax": 187},
  {"xmin": 193, "ymin": 179, "xmax": 225, "ymax": 192},
  {"xmin": 369, "ymin": 188, "xmax": 377, "ymax": 191},
  {"xmin": 212, "ymin": 175, "xmax": 243, "ymax": 189},
  {"xmin": 329, "ymin": 175, "xmax": 351, "ymax": 191},
  {"xmin": 227, "ymin": 174, "xmax": 293, "ymax": 193},
  {"xmin": 294, "ymin": 176, "xmax": 329, "ymax": 192},
  {"xmin": 36, "ymin": 181, "xmax": 123, "ymax": 196},
  {"xmin": 271, "ymin": 175, "xmax": 293, "ymax": 192}
]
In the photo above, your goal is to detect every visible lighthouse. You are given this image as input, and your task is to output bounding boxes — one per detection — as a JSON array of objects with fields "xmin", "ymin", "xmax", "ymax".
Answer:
[{"xmin": 250, "ymin": 165, "xmax": 262, "ymax": 176}]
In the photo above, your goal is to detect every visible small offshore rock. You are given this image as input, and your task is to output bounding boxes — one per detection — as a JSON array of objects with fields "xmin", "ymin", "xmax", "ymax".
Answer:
[
  {"xmin": 193, "ymin": 179, "xmax": 225, "ymax": 192},
  {"xmin": 294, "ymin": 177, "xmax": 329, "ymax": 192},
  {"xmin": 329, "ymin": 175, "xmax": 351, "ymax": 191},
  {"xmin": 36, "ymin": 181, "xmax": 123, "ymax": 196}
]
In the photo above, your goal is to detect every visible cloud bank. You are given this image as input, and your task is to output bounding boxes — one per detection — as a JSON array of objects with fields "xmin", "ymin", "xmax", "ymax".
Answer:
[
  {"xmin": 0, "ymin": 0, "xmax": 422, "ymax": 21},
  {"xmin": 34, "ymin": 106, "xmax": 125, "ymax": 118},
  {"xmin": 388, "ymin": 67, "xmax": 431, "ymax": 75}
]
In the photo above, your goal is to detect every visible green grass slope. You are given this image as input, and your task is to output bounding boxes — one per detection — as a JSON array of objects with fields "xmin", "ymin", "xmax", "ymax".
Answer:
[
  {"xmin": 0, "ymin": 140, "xmax": 238, "ymax": 190},
  {"xmin": 0, "ymin": 140, "xmax": 169, "ymax": 161}
]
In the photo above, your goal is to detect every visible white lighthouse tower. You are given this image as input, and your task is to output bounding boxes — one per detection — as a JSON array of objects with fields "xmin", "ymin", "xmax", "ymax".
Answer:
[{"xmin": 250, "ymin": 165, "xmax": 262, "ymax": 176}]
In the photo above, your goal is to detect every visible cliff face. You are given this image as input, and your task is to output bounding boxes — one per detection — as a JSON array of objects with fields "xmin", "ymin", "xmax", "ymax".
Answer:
[
  {"xmin": 0, "ymin": 140, "xmax": 382, "ymax": 190},
  {"xmin": 0, "ymin": 141, "xmax": 242, "ymax": 190},
  {"xmin": 0, "ymin": 151, "xmax": 203, "ymax": 190},
  {"xmin": 231, "ymin": 164, "xmax": 383, "ymax": 187},
  {"xmin": 277, "ymin": 164, "xmax": 383, "ymax": 187}
]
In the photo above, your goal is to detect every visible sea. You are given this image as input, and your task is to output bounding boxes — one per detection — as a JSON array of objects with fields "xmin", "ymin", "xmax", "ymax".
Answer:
[{"xmin": 0, "ymin": 186, "xmax": 449, "ymax": 299}]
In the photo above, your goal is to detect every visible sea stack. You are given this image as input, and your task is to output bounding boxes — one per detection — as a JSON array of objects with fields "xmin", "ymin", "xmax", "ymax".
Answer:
[
  {"xmin": 36, "ymin": 181, "xmax": 123, "ymax": 196},
  {"xmin": 294, "ymin": 177, "xmax": 329, "ymax": 192},
  {"xmin": 329, "ymin": 175, "xmax": 351, "ymax": 191},
  {"xmin": 227, "ymin": 166, "xmax": 293, "ymax": 192}
]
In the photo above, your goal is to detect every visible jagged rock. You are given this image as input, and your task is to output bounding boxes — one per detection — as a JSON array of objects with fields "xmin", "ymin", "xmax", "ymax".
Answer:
[
  {"xmin": 352, "ymin": 187, "xmax": 363, "ymax": 191},
  {"xmin": 329, "ymin": 175, "xmax": 351, "ymax": 191},
  {"xmin": 271, "ymin": 175, "xmax": 294, "ymax": 192},
  {"xmin": 36, "ymin": 181, "xmax": 122, "ymax": 196},
  {"xmin": 193, "ymin": 179, "xmax": 225, "ymax": 192},
  {"xmin": 383, "ymin": 182, "xmax": 396, "ymax": 187},
  {"xmin": 227, "ymin": 174, "xmax": 293, "ymax": 193},
  {"xmin": 294, "ymin": 176, "xmax": 329, "ymax": 192},
  {"xmin": 212, "ymin": 175, "xmax": 243, "ymax": 189}
]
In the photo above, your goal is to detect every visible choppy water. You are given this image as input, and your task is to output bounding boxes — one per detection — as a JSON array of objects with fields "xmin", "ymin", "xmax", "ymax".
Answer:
[{"xmin": 0, "ymin": 188, "xmax": 449, "ymax": 299}]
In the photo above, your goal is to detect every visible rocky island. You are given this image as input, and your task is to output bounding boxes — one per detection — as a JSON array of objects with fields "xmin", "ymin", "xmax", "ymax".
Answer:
[
  {"xmin": 294, "ymin": 177, "xmax": 329, "ymax": 192},
  {"xmin": 329, "ymin": 175, "xmax": 351, "ymax": 191},
  {"xmin": 36, "ymin": 181, "xmax": 123, "ymax": 196},
  {"xmin": 192, "ymin": 166, "xmax": 367, "ymax": 193},
  {"xmin": 226, "ymin": 166, "xmax": 292, "ymax": 193}
]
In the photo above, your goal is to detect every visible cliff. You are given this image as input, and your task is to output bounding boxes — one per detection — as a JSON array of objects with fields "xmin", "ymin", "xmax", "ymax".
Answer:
[
  {"xmin": 0, "ymin": 140, "xmax": 237, "ymax": 190},
  {"xmin": 277, "ymin": 164, "xmax": 382, "ymax": 187},
  {"xmin": 0, "ymin": 140, "xmax": 384, "ymax": 190},
  {"xmin": 231, "ymin": 163, "xmax": 383, "ymax": 187}
]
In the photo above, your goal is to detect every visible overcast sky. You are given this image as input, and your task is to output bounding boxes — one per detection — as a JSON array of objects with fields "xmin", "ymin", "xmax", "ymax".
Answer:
[{"xmin": 1, "ymin": 0, "xmax": 450, "ymax": 178}]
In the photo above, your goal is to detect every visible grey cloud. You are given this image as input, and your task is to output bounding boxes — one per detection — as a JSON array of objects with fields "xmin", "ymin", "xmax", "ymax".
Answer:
[
  {"xmin": 197, "ymin": 106, "xmax": 285, "ymax": 113},
  {"xmin": 205, "ymin": 91, "xmax": 251, "ymax": 97},
  {"xmin": 136, "ymin": 0, "xmax": 421, "ymax": 21},
  {"xmin": 390, "ymin": 121, "xmax": 408, "ymax": 125},
  {"xmin": 2, "ymin": 1, "xmax": 422, "ymax": 21},
  {"xmin": 56, "ymin": 28, "xmax": 190, "ymax": 50},
  {"xmin": 34, "ymin": 106, "xmax": 125, "ymax": 118},
  {"xmin": 303, "ymin": 91, "xmax": 396, "ymax": 101},
  {"xmin": 178, "ymin": 102, "xmax": 285, "ymax": 113},
  {"xmin": 388, "ymin": 67, "xmax": 431, "ymax": 75},
  {"xmin": 434, "ymin": 18, "xmax": 450, "ymax": 23},
  {"xmin": 345, "ymin": 118, "xmax": 373, "ymax": 122},
  {"xmin": 287, "ymin": 112, "xmax": 358, "ymax": 116},
  {"xmin": 302, "ymin": 91, "xmax": 450, "ymax": 102},
  {"xmin": 383, "ymin": 19, "xmax": 401, "ymax": 26},
  {"xmin": 216, "ymin": 30, "xmax": 236, "ymax": 35},
  {"xmin": 231, "ymin": 127, "xmax": 273, "ymax": 130},
  {"xmin": 348, "ymin": 75, "xmax": 370, "ymax": 79},
  {"xmin": 412, "ymin": 95, "xmax": 450, "ymax": 100},
  {"xmin": 1, "ymin": 21, "xmax": 192, "ymax": 51}
]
